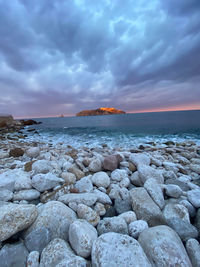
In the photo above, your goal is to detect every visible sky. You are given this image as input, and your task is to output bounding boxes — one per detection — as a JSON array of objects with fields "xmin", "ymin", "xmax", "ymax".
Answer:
[{"xmin": 0, "ymin": 0, "xmax": 200, "ymax": 118}]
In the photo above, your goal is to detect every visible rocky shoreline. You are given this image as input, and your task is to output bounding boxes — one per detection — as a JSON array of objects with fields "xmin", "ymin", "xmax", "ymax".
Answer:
[{"xmin": 0, "ymin": 130, "xmax": 200, "ymax": 266}]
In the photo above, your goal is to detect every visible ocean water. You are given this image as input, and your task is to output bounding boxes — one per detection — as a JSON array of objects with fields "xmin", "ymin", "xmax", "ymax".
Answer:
[{"xmin": 25, "ymin": 110, "xmax": 200, "ymax": 148}]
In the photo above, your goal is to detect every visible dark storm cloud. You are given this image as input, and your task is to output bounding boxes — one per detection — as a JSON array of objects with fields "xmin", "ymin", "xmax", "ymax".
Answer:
[{"xmin": 0, "ymin": 0, "xmax": 199, "ymax": 117}]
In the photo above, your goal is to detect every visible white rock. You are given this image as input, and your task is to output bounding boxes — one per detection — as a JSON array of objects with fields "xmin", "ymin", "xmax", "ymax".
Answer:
[
  {"xmin": 32, "ymin": 160, "xmax": 52, "ymax": 174},
  {"xmin": 97, "ymin": 216, "xmax": 128, "ymax": 235},
  {"xmin": 187, "ymin": 189, "xmax": 200, "ymax": 208},
  {"xmin": 69, "ymin": 219, "xmax": 98, "ymax": 258},
  {"xmin": 179, "ymin": 200, "xmax": 196, "ymax": 217},
  {"xmin": 26, "ymin": 147, "xmax": 40, "ymax": 158},
  {"xmin": 40, "ymin": 238, "xmax": 87, "ymax": 267},
  {"xmin": 118, "ymin": 211, "xmax": 137, "ymax": 224},
  {"xmin": 144, "ymin": 178, "xmax": 165, "ymax": 209},
  {"xmin": 92, "ymin": 232, "xmax": 151, "ymax": 267},
  {"xmin": 138, "ymin": 165, "xmax": 164, "ymax": 184},
  {"xmin": 88, "ymin": 158, "xmax": 102, "ymax": 172},
  {"xmin": 62, "ymin": 161, "xmax": 73, "ymax": 171},
  {"xmin": 13, "ymin": 189, "xmax": 40, "ymax": 201},
  {"xmin": 111, "ymin": 169, "xmax": 128, "ymax": 182},
  {"xmin": 92, "ymin": 171, "xmax": 110, "ymax": 188},
  {"xmin": 58, "ymin": 193, "xmax": 97, "ymax": 206},
  {"xmin": 164, "ymin": 184, "xmax": 183, "ymax": 198},
  {"xmin": 138, "ymin": 225, "xmax": 192, "ymax": 267},
  {"xmin": 129, "ymin": 220, "xmax": 148, "ymax": 239},
  {"xmin": 130, "ymin": 171, "xmax": 143, "ymax": 186},
  {"xmin": 186, "ymin": 238, "xmax": 200, "ymax": 267},
  {"xmin": 119, "ymin": 177, "xmax": 130, "ymax": 188},
  {"xmin": 77, "ymin": 204, "xmax": 100, "ymax": 226},
  {"xmin": 130, "ymin": 187, "xmax": 162, "ymax": 226},
  {"xmin": 14, "ymin": 170, "xmax": 32, "ymax": 191},
  {"xmin": 163, "ymin": 203, "xmax": 190, "ymax": 223},
  {"xmin": 32, "ymin": 173, "xmax": 64, "ymax": 192},
  {"xmin": 190, "ymin": 164, "xmax": 200, "ymax": 174},
  {"xmin": 94, "ymin": 202, "xmax": 106, "ymax": 216},
  {"xmin": 129, "ymin": 153, "xmax": 150, "ymax": 167},
  {"xmin": 108, "ymin": 184, "xmax": 121, "ymax": 200},
  {"xmin": 68, "ymin": 202, "xmax": 78, "ymax": 212},
  {"xmin": 75, "ymin": 175, "xmax": 93, "ymax": 193},
  {"xmin": 0, "ymin": 172, "xmax": 15, "ymax": 191},
  {"xmin": 24, "ymin": 201, "xmax": 77, "ymax": 252},
  {"xmin": 93, "ymin": 189, "xmax": 112, "ymax": 205},
  {"xmin": 0, "ymin": 203, "xmax": 38, "ymax": 242},
  {"xmin": 0, "ymin": 189, "xmax": 13, "ymax": 201},
  {"xmin": 27, "ymin": 251, "xmax": 39, "ymax": 267}
]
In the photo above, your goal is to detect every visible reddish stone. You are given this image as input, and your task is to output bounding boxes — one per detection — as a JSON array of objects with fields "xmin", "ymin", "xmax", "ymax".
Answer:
[{"xmin": 103, "ymin": 155, "xmax": 119, "ymax": 171}]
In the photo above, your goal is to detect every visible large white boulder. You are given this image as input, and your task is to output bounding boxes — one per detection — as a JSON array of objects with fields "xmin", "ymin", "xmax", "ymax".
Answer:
[
  {"xmin": 138, "ymin": 225, "xmax": 192, "ymax": 267},
  {"xmin": 26, "ymin": 147, "xmax": 40, "ymax": 158},
  {"xmin": 129, "ymin": 153, "xmax": 150, "ymax": 167},
  {"xmin": 92, "ymin": 232, "xmax": 151, "ymax": 267}
]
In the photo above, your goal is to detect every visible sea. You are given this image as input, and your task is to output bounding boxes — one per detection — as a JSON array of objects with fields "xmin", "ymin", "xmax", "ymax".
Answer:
[{"xmin": 24, "ymin": 110, "xmax": 200, "ymax": 149}]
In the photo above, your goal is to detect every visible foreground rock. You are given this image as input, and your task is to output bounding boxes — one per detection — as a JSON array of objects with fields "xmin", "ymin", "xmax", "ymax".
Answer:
[
  {"xmin": 0, "ymin": 242, "xmax": 29, "ymax": 267},
  {"xmin": 92, "ymin": 232, "xmax": 151, "ymax": 267},
  {"xmin": 40, "ymin": 238, "xmax": 87, "ymax": 267},
  {"xmin": 138, "ymin": 225, "xmax": 192, "ymax": 267},
  {"xmin": 24, "ymin": 201, "xmax": 77, "ymax": 252},
  {"xmin": 0, "ymin": 203, "xmax": 37, "ymax": 242},
  {"xmin": 69, "ymin": 219, "xmax": 98, "ymax": 258}
]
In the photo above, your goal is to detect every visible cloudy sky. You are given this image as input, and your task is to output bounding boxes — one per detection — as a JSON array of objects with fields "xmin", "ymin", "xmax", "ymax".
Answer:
[{"xmin": 0, "ymin": 0, "xmax": 200, "ymax": 118}]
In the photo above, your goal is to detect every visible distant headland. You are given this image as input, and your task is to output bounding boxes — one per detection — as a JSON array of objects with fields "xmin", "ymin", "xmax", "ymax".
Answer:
[{"xmin": 76, "ymin": 107, "xmax": 126, "ymax": 116}]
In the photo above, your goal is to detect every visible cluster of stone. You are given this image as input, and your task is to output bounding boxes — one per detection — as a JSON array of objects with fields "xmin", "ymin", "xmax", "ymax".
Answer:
[{"xmin": 0, "ymin": 137, "xmax": 200, "ymax": 266}]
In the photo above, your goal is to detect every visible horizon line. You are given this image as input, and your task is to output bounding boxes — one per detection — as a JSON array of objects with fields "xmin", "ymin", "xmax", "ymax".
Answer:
[{"xmin": 13, "ymin": 107, "xmax": 200, "ymax": 120}]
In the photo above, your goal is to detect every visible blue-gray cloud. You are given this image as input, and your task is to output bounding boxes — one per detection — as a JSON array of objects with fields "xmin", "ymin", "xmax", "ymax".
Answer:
[{"xmin": 0, "ymin": 0, "xmax": 200, "ymax": 117}]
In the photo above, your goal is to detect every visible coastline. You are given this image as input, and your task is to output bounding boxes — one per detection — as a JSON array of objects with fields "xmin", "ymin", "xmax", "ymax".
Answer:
[{"xmin": 0, "ymin": 128, "xmax": 200, "ymax": 265}]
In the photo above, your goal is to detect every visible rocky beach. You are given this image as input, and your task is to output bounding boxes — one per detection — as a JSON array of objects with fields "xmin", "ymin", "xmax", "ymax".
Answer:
[{"xmin": 0, "ymin": 116, "xmax": 200, "ymax": 267}]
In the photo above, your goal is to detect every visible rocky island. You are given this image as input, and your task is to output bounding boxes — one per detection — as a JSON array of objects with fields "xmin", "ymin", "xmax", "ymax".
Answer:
[{"xmin": 76, "ymin": 107, "xmax": 126, "ymax": 116}]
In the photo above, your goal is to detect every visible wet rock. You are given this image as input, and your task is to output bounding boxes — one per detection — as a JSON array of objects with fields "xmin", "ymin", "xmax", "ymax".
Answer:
[
  {"xmin": 0, "ymin": 203, "xmax": 37, "ymax": 242},
  {"xmin": 130, "ymin": 187, "xmax": 163, "ymax": 226},
  {"xmin": 97, "ymin": 216, "xmax": 128, "ymax": 235},
  {"xmin": 138, "ymin": 225, "xmax": 192, "ymax": 267},
  {"xmin": 32, "ymin": 173, "xmax": 64, "ymax": 192},
  {"xmin": 58, "ymin": 193, "xmax": 97, "ymax": 206},
  {"xmin": 0, "ymin": 242, "xmax": 29, "ymax": 267},
  {"xmin": 40, "ymin": 238, "xmax": 87, "ymax": 267},
  {"xmin": 69, "ymin": 219, "xmax": 98, "ymax": 258},
  {"xmin": 9, "ymin": 147, "xmax": 24, "ymax": 157},
  {"xmin": 92, "ymin": 232, "xmax": 151, "ymax": 267},
  {"xmin": 92, "ymin": 171, "xmax": 110, "ymax": 188},
  {"xmin": 129, "ymin": 220, "xmax": 148, "ymax": 239},
  {"xmin": 77, "ymin": 204, "xmax": 100, "ymax": 226},
  {"xmin": 186, "ymin": 238, "xmax": 200, "ymax": 267}
]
